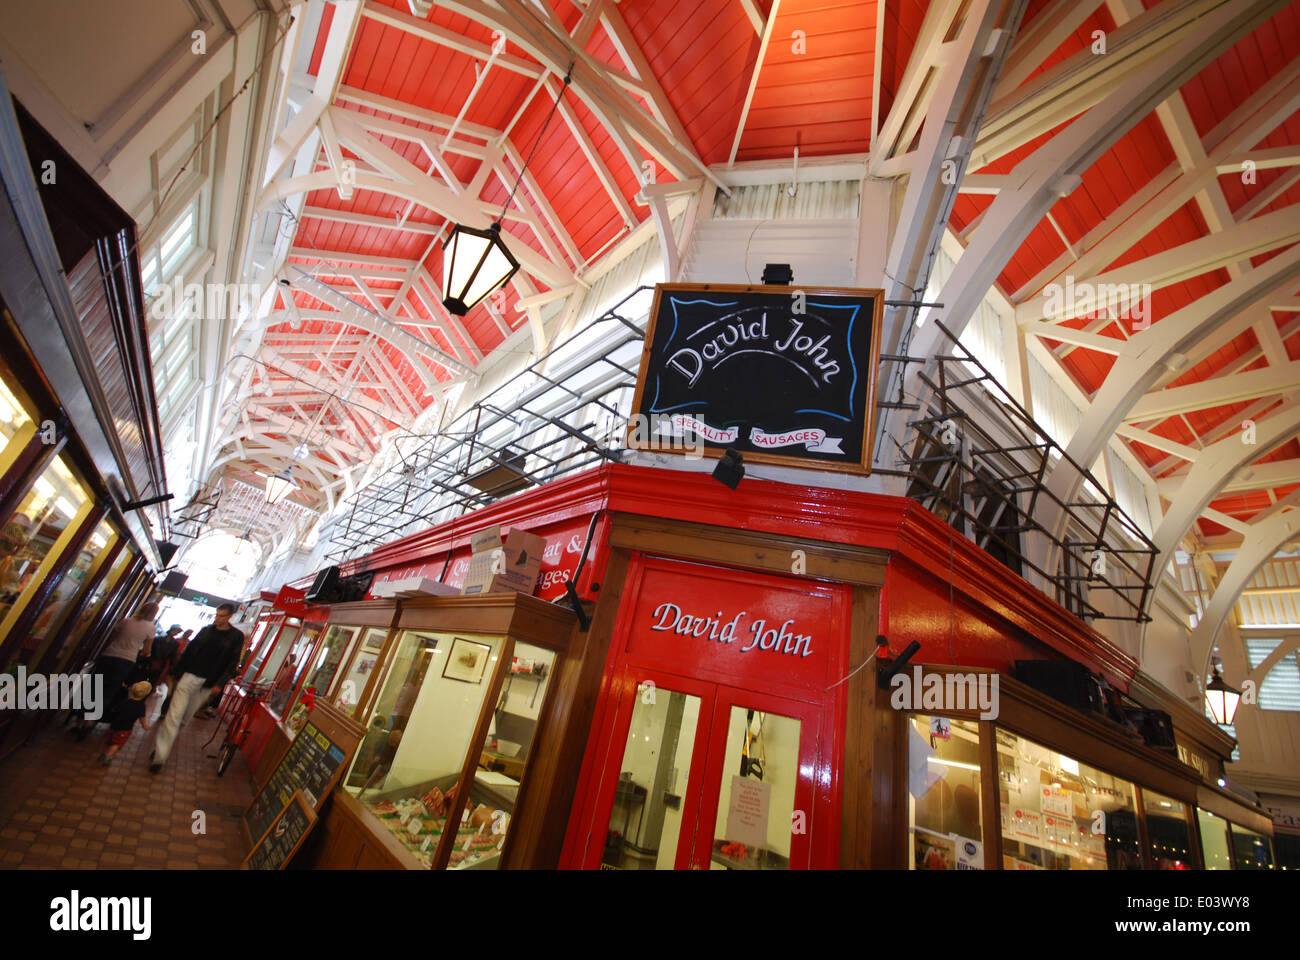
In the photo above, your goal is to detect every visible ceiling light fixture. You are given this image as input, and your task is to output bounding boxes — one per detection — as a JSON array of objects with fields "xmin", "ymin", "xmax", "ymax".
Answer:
[
  {"xmin": 265, "ymin": 466, "xmax": 299, "ymax": 505},
  {"xmin": 441, "ymin": 64, "xmax": 573, "ymax": 316},
  {"xmin": 1204, "ymin": 663, "xmax": 1241, "ymax": 727}
]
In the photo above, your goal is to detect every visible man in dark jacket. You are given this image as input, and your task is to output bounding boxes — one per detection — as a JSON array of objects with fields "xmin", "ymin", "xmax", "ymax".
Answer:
[{"xmin": 149, "ymin": 603, "xmax": 244, "ymax": 773}]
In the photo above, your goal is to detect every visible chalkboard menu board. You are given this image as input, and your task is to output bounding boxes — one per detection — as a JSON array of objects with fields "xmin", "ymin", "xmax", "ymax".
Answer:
[
  {"xmin": 243, "ymin": 791, "xmax": 317, "ymax": 871},
  {"xmin": 243, "ymin": 707, "xmax": 360, "ymax": 846},
  {"xmin": 629, "ymin": 283, "xmax": 884, "ymax": 474}
]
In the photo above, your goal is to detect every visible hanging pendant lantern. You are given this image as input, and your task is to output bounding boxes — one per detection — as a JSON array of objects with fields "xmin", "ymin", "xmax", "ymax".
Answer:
[
  {"xmin": 265, "ymin": 466, "xmax": 299, "ymax": 505},
  {"xmin": 440, "ymin": 65, "xmax": 572, "ymax": 316},
  {"xmin": 441, "ymin": 222, "xmax": 520, "ymax": 315},
  {"xmin": 1204, "ymin": 664, "xmax": 1241, "ymax": 726}
]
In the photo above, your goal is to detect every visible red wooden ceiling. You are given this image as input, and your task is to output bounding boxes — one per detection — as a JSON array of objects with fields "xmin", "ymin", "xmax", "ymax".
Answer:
[{"xmin": 269, "ymin": 0, "xmax": 1300, "ymax": 534}]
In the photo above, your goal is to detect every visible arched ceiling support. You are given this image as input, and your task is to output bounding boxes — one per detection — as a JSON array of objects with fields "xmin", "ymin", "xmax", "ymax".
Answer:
[
  {"xmin": 1010, "ymin": 56, "xmax": 1300, "ymax": 306},
  {"xmin": 975, "ymin": 0, "xmax": 1238, "ymax": 167},
  {"xmin": 434, "ymin": 0, "xmax": 728, "ymax": 196},
  {"xmin": 264, "ymin": 0, "xmax": 363, "ymax": 182},
  {"xmin": 1185, "ymin": 504, "xmax": 1300, "ymax": 684},
  {"xmin": 907, "ymin": 0, "xmax": 1289, "ymax": 367},
  {"xmin": 1039, "ymin": 244, "xmax": 1300, "ymax": 543},
  {"xmin": 875, "ymin": 0, "xmax": 1028, "ymax": 425},
  {"xmin": 1149, "ymin": 406, "xmax": 1300, "ymax": 572}
]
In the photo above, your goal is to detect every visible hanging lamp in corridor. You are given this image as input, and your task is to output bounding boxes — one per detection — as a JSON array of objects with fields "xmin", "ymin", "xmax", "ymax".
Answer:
[{"xmin": 440, "ymin": 64, "xmax": 573, "ymax": 316}]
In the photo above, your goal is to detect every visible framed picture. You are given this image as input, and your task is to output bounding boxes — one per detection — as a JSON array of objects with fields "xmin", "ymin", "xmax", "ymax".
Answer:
[
  {"xmin": 443, "ymin": 637, "xmax": 491, "ymax": 684},
  {"xmin": 362, "ymin": 629, "xmax": 386, "ymax": 653}
]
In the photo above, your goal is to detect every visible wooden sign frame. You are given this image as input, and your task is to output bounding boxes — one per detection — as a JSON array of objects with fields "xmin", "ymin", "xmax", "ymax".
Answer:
[
  {"xmin": 242, "ymin": 790, "xmax": 318, "ymax": 871},
  {"xmin": 242, "ymin": 701, "xmax": 365, "ymax": 847},
  {"xmin": 627, "ymin": 282, "xmax": 885, "ymax": 475}
]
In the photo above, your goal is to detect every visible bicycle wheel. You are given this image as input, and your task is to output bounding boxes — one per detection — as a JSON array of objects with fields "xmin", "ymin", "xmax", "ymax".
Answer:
[{"xmin": 216, "ymin": 742, "xmax": 236, "ymax": 777}]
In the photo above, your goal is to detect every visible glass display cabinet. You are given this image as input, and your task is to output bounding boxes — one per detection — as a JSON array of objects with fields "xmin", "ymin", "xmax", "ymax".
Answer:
[
  {"xmin": 266, "ymin": 620, "xmax": 326, "ymax": 718},
  {"xmin": 308, "ymin": 592, "xmax": 575, "ymax": 870}
]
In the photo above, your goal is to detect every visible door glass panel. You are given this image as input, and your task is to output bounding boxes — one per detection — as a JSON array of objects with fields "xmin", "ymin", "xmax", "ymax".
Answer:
[
  {"xmin": 1198, "ymin": 809, "xmax": 1232, "ymax": 869},
  {"xmin": 1229, "ymin": 823, "xmax": 1273, "ymax": 870},
  {"xmin": 452, "ymin": 642, "xmax": 557, "ymax": 870},
  {"xmin": 334, "ymin": 628, "xmax": 388, "ymax": 711},
  {"xmin": 707, "ymin": 705, "xmax": 801, "ymax": 870},
  {"xmin": 259, "ymin": 622, "xmax": 299, "ymax": 682},
  {"xmin": 268, "ymin": 622, "xmax": 324, "ymax": 717},
  {"xmin": 601, "ymin": 683, "xmax": 701, "ymax": 870},
  {"xmin": 284, "ymin": 624, "xmax": 358, "ymax": 729},
  {"xmin": 1142, "ymin": 790, "xmax": 1192, "ymax": 869},
  {"xmin": 908, "ymin": 715, "xmax": 984, "ymax": 869}
]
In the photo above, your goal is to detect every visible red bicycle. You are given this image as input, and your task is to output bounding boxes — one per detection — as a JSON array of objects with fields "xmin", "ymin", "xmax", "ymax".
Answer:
[{"xmin": 204, "ymin": 679, "xmax": 272, "ymax": 777}]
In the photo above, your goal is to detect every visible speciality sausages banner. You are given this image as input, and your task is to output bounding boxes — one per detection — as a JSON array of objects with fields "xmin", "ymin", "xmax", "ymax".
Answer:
[{"xmin": 629, "ymin": 283, "xmax": 884, "ymax": 474}]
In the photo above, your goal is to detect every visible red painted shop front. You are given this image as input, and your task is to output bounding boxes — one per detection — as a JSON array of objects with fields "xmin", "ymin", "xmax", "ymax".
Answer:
[{"xmin": 562, "ymin": 555, "xmax": 850, "ymax": 870}]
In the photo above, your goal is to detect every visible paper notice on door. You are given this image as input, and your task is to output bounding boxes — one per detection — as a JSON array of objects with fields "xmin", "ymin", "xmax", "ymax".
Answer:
[{"xmin": 725, "ymin": 776, "xmax": 770, "ymax": 850}]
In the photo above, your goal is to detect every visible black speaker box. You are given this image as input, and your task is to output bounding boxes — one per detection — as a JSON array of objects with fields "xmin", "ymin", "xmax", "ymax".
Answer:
[
  {"xmin": 1125, "ymin": 707, "xmax": 1178, "ymax": 755},
  {"xmin": 305, "ymin": 566, "xmax": 339, "ymax": 602},
  {"xmin": 1014, "ymin": 660, "xmax": 1105, "ymax": 716}
]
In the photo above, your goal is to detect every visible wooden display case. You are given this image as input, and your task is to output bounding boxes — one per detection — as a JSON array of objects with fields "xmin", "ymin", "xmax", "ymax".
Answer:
[{"xmin": 301, "ymin": 591, "xmax": 577, "ymax": 869}]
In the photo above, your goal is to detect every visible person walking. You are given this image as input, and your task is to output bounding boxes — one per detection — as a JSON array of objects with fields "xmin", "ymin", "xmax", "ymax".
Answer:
[
  {"xmin": 99, "ymin": 681, "xmax": 152, "ymax": 765},
  {"xmin": 149, "ymin": 603, "xmax": 244, "ymax": 773},
  {"xmin": 74, "ymin": 602, "xmax": 158, "ymax": 740},
  {"xmin": 147, "ymin": 625, "xmax": 183, "ymax": 685}
]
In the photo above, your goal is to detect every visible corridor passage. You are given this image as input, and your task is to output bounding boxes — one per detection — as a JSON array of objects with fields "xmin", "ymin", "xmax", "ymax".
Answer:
[{"xmin": 0, "ymin": 709, "xmax": 253, "ymax": 869}]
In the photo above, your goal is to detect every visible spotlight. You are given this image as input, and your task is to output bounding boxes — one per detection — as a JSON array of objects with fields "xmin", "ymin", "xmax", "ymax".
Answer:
[{"xmin": 712, "ymin": 448, "xmax": 744, "ymax": 489}]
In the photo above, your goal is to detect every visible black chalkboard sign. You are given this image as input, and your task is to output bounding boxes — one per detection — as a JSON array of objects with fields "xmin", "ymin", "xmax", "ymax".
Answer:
[
  {"xmin": 243, "ymin": 791, "xmax": 317, "ymax": 871},
  {"xmin": 629, "ymin": 283, "xmax": 884, "ymax": 474},
  {"xmin": 244, "ymin": 719, "xmax": 349, "ymax": 844}
]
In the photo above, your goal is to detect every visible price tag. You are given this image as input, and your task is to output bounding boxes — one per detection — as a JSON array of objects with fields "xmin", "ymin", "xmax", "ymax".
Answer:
[
  {"xmin": 462, "ymin": 833, "xmax": 473, "ymax": 852},
  {"xmin": 421, "ymin": 835, "xmax": 432, "ymax": 853},
  {"xmin": 406, "ymin": 818, "xmax": 423, "ymax": 837}
]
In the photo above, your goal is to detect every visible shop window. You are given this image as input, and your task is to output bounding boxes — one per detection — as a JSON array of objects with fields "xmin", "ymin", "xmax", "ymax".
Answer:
[
  {"xmin": 459, "ymin": 641, "xmax": 556, "ymax": 869},
  {"xmin": 59, "ymin": 548, "xmax": 132, "ymax": 671},
  {"xmin": 266, "ymin": 622, "xmax": 323, "ymax": 717},
  {"xmin": 24, "ymin": 520, "xmax": 113, "ymax": 665},
  {"xmin": 1273, "ymin": 832, "xmax": 1300, "ymax": 871},
  {"xmin": 996, "ymin": 728, "xmax": 1140, "ymax": 870},
  {"xmin": 909, "ymin": 716, "xmax": 983, "ymax": 869},
  {"xmin": 0, "ymin": 455, "xmax": 89, "ymax": 625},
  {"xmin": 1228, "ymin": 823, "xmax": 1273, "ymax": 870},
  {"xmin": 282, "ymin": 624, "xmax": 358, "ymax": 731},
  {"xmin": 602, "ymin": 684, "xmax": 702, "ymax": 870},
  {"xmin": 255, "ymin": 621, "xmax": 300, "ymax": 682},
  {"xmin": 332, "ymin": 628, "xmax": 388, "ymax": 712},
  {"xmin": 0, "ymin": 363, "xmax": 33, "ymax": 461},
  {"xmin": 344, "ymin": 630, "xmax": 509, "ymax": 868},
  {"xmin": 1142, "ymin": 790, "xmax": 1192, "ymax": 869},
  {"xmin": 1197, "ymin": 809, "xmax": 1232, "ymax": 869}
]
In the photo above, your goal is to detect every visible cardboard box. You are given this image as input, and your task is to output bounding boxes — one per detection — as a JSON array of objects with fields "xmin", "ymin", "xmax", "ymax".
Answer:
[
  {"xmin": 371, "ymin": 577, "xmax": 460, "ymax": 599},
  {"xmin": 460, "ymin": 525, "xmax": 546, "ymax": 596}
]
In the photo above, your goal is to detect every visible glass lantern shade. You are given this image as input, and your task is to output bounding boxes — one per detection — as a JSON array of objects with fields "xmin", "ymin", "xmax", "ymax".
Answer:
[
  {"xmin": 1204, "ymin": 668, "xmax": 1241, "ymax": 726},
  {"xmin": 265, "ymin": 467, "xmax": 298, "ymax": 505},
  {"xmin": 441, "ymin": 222, "xmax": 520, "ymax": 315}
]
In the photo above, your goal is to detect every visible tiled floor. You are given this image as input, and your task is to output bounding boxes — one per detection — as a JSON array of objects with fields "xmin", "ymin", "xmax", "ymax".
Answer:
[{"xmin": 0, "ymin": 706, "xmax": 253, "ymax": 869}]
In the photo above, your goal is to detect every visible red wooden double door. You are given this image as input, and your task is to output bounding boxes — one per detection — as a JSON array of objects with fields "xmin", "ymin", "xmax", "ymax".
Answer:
[{"xmin": 564, "ymin": 554, "xmax": 850, "ymax": 870}]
